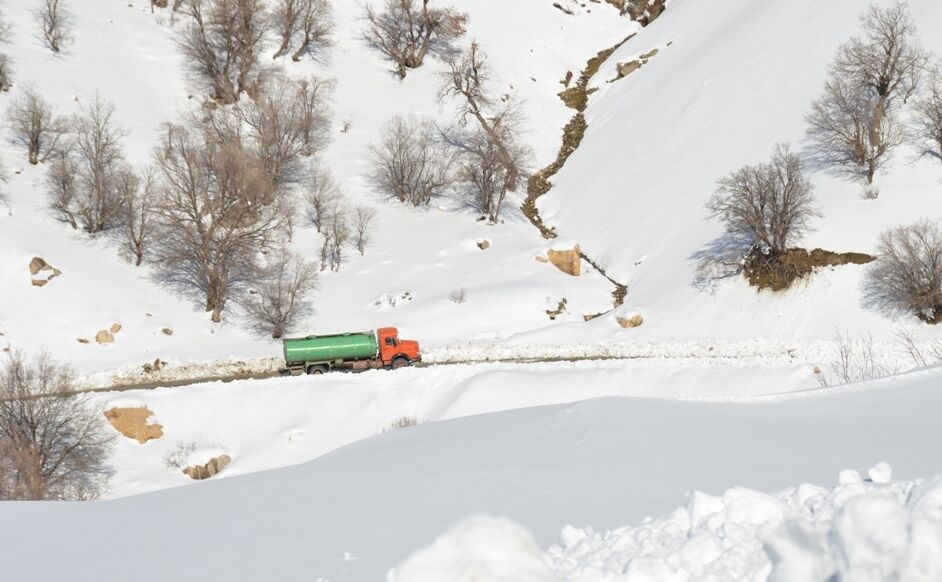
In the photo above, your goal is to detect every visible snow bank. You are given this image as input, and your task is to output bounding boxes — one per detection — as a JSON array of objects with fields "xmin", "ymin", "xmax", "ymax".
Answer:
[
  {"xmin": 394, "ymin": 464, "xmax": 942, "ymax": 582},
  {"xmin": 388, "ymin": 515, "xmax": 556, "ymax": 582}
]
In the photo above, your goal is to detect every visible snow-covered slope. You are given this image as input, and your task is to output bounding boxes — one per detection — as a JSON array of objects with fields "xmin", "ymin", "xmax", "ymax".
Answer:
[
  {"xmin": 3, "ymin": 363, "xmax": 942, "ymax": 581},
  {"xmin": 540, "ymin": 0, "xmax": 942, "ymax": 343}
]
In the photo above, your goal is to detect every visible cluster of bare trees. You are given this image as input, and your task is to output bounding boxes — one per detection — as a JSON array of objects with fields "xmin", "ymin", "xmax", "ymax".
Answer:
[
  {"xmin": 367, "ymin": 44, "xmax": 529, "ymax": 222},
  {"xmin": 240, "ymin": 250, "xmax": 318, "ymax": 338},
  {"xmin": 807, "ymin": 1, "xmax": 929, "ymax": 184},
  {"xmin": 304, "ymin": 163, "xmax": 377, "ymax": 271},
  {"xmin": 0, "ymin": 352, "xmax": 114, "ymax": 500},
  {"xmin": 6, "ymin": 86, "xmax": 68, "ymax": 165},
  {"xmin": 36, "ymin": 0, "xmax": 72, "ymax": 54},
  {"xmin": 363, "ymin": 0, "xmax": 468, "ymax": 79},
  {"xmin": 0, "ymin": 6, "xmax": 11, "ymax": 91},
  {"xmin": 176, "ymin": 0, "xmax": 334, "ymax": 103}
]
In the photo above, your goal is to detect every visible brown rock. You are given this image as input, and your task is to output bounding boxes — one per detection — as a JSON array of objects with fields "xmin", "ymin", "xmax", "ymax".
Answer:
[
  {"xmin": 29, "ymin": 257, "xmax": 49, "ymax": 276},
  {"xmin": 547, "ymin": 245, "xmax": 582, "ymax": 276},
  {"xmin": 161, "ymin": 327, "xmax": 174, "ymax": 336},
  {"xmin": 535, "ymin": 255, "xmax": 549, "ymax": 263},
  {"xmin": 477, "ymin": 240, "xmax": 491, "ymax": 250},
  {"xmin": 640, "ymin": 48, "xmax": 659, "ymax": 60},
  {"xmin": 184, "ymin": 455, "xmax": 231, "ymax": 480},
  {"xmin": 616, "ymin": 314, "xmax": 644, "ymax": 328},
  {"xmin": 110, "ymin": 323, "xmax": 122, "ymax": 334},
  {"xmin": 77, "ymin": 338, "xmax": 90, "ymax": 344},
  {"xmin": 31, "ymin": 279, "xmax": 48, "ymax": 287},
  {"xmin": 95, "ymin": 330, "xmax": 115, "ymax": 344},
  {"xmin": 29, "ymin": 257, "xmax": 62, "ymax": 287},
  {"xmin": 617, "ymin": 59, "xmax": 642, "ymax": 78},
  {"xmin": 104, "ymin": 407, "xmax": 164, "ymax": 444}
]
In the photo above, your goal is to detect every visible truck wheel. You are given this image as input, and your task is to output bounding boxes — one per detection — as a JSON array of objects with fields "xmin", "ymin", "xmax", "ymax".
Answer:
[
  {"xmin": 307, "ymin": 364, "xmax": 328, "ymax": 375},
  {"xmin": 391, "ymin": 357, "xmax": 410, "ymax": 370}
]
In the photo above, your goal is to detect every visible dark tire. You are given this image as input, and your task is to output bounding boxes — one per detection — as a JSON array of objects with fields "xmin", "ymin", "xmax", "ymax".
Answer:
[
  {"xmin": 391, "ymin": 357, "xmax": 411, "ymax": 370},
  {"xmin": 307, "ymin": 364, "xmax": 328, "ymax": 375}
]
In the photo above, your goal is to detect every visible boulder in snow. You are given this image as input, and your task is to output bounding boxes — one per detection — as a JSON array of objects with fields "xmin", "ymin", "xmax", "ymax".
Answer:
[
  {"xmin": 95, "ymin": 330, "xmax": 115, "ymax": 344},
  {"xmin": 547, "ymin": 245, "xmax": 581, "ymax": 276}
]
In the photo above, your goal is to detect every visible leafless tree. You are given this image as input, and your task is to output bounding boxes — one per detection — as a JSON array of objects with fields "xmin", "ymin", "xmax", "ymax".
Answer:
[
  {"xmin": 241, "ymin": 250, "xmax": 318, "ymax": 338},
  {"xmin": 866, "ymin": 220, "xmax": 942, "ymax": 324},
  {"xmin": 352, "ymin": 205, "xmax": 377, "ymax": 255},
  {"xmin": 368, "ymin": 114, "xmax": 454, "ymax": 206},
  {"xmin": 118, "ymin": 166, "xmax": 156, "ymax": 266},
  {"xmin": 363, "ymin": 0, "xmax": 468, "ymax": 79},
  {"xmin": 0, "ymin": 351, "xmax": 114, "ymax": 500},
  {"xmin": 36, "ymin": 0, "xmax": 72, "ymax": 54},
  {"xmin": 894, "ymin": 328, "xmax": 942, "ymax": 368},
  {"xmin": 303, "ymin": 161, "xmax": 342, "ymax": 232},
  {"xmin": 178, "ymin": 0, "xmax": 270, "ymax": 104},
  {"xmin": 439, "ymin": 43, "xmax": 529, "ymax": 221},
  {"xmin": 707, "ymin": 144, "xmax": 817, "ymax": 254},
  {"xmin": 0, "ymin": 55, "xmax": 11, "ymax": 92},
  {"xmin": 273, "ymin": 0, "xmax": 333, "ymax": 61},
  {"xmin": 6, "ymin": 86, "xmax": 68, "ymax": 165},
  {"xmin": 151, "ymin": 121, "xmax": 291, "ymax": 322},
  {"xmin": 914, "ymin": 65, "xmax": 942, "ymax": 163},
  {"xmin": 231, "ymin": 75, "xmax": 334, "ymax": 189},
  {"xmin": 51, "ymin": 95, "xmax": 128, "ymax": 233},
  {"xmin": 321, "ymin": 210, "xmax": 350, "ymax": 271},
  {"xmin": 808, "ymin": 66, "xmax": 905, "ymax": 184}
]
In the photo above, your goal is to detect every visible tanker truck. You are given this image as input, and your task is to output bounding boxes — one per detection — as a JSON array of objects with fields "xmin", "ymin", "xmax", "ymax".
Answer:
[{"xmin": 282, "ymin": 327, "xmax": 421, "ymax": 375}]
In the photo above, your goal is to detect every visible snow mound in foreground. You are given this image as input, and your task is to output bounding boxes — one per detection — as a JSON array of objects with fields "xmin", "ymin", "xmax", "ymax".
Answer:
[{"xmin": 393, "ymin": 464, "xmax": 942, "ymax": 582}]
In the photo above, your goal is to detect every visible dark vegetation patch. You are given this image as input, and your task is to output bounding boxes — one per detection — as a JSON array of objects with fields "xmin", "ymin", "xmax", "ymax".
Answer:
[{"xmin": 745, "ymin": 248, "xmax": 875, "ymax": 292}]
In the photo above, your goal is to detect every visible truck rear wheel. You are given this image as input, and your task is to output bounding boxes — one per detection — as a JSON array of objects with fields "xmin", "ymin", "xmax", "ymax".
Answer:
[
  {"xmin": 307, "ymin": 364, "xmax": 328, "ymax": 375},
  {"xmin": 391, "ymin": 357, "xmax": 410, "ymax": 370}
]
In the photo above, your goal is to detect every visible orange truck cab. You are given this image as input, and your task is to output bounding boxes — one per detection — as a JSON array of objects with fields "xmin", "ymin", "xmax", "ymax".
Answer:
[{"xmin": 376, "ymin": 327, "xmax": 422, "ymax": 368}]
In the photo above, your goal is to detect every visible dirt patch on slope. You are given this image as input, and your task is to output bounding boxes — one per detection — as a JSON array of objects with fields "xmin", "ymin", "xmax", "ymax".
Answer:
[
  {"xmin": 104, "ymin": 407, "xmax": 164, "ymax": 444},
  {"xmin": 745, "ymin": 248, "xmax": 875, "ymax": 292}
]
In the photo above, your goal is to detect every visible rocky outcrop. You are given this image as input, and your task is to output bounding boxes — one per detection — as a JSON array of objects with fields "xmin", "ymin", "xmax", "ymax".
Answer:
[
  {"xmin": 29, "ymin": 257, "xmax": 61, "ymax": 287},
  {"xmin": 617, "ymin": 314, "xmax": 645, "ymax": 328},
  {"xmin": 547, "ymin": 245, "xmax": 582, "ymax": 276},
  {"xmin": 184, "ymin": 455, "xmax": 231, "ymax": 480}
]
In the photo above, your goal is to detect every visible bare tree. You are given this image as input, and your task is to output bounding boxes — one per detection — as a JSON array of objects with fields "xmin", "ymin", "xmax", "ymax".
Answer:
[
  {"xmin": 368, "ymin": 114, "xmax": 453, "ymax": 206},
  {"xmin": 707, "ymin": 144, "xmax": 817, "ymax": 255},
  {"xmin": 36, "ymin": 0, "xmax": 72, "ymax": 54},
  {"xmin": 273, "ymin": 0, "xmax": 333, "ymax": 61},
  {"xmin": 152, "ymin": 121, "xmax": 291, "ymax": 322},
  {"xmin": 363, "ymin": 0, "xmax": 468, "ymax": 79},
  {"xmin": 51, "ymin": 95, "xmax": 128, "ymax": 234},
  {"xmin": 303, "ymin": 161, "xmax": 342, "ymax": 232},
  {"xmin": 241, "ymin": 250, "xmax": 318, "ymax": 338},
  {"xmin": 914, "ymin": 65, "xmax": 942, "ymax": 163},
  {"xmin": 178, "ymin": 0, "xmax": 270, "ymax": 104},
  {"xmin": 807, "ymin": 75, "xmax": 904, "ymax": 184},
  {"xmin": 321, "ymin": 210, "xmax": 350, "ymax": 271},
  {"xmin": 0, "ymin": 55, "xmax": 10, "ymax": 92},
  {"xmin": 352, "ymin": 205, "xmax": 377, "ymax": 255},
  {"xmin": 0, "ymin": 351, "xmax": 114, "ymax": 501},
  {"xmin": 865, "ymin": 220, "xmax": 942, "ymax": 324},
  {"xmin": 118, "ymin": 166, "xmax": 156, "ymax": 266},
  {"xmin": 6, "ymin": 86, "xmax": 68, "ymax": 165},
  {"xmin": 439, "ymin": 43, "xmax": 529, "ymax": 221}
]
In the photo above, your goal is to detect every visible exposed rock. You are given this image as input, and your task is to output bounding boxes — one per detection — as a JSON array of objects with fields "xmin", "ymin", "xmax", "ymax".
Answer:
[
  {"xmin": 477, "ymin": 240, "xmax": 491, "ymax": 250},
  {"xmin": 29, "ymin": 257, "xmax": 62, "ymax": 287},
  {"xmin": 161, "ymin": 327, "xmax": 174, "ymax": 336},
  {"xmin": 617, "ymin": 314, "xmax": 645, "ymax": 328},
  {"xmin": 547, "ymin": 245, "xmax": 582, "ymax": 276},
  {"xmin": 184, "ymin": 455, "xmax": 231, "ymax": 480},
  {"xmin": 77, "ymin": 338, "xmax": 90, "ymax": 344},
  {"xmin": 640, "ymin": 48, "xmax": 659, "ymax": 60},
  {"xmin": 546, "ymin": 298, "xmax": 568, "ymax": 321},
  {"xmin": 95, "ymin": 330, "xmax": 115, "ymax": 344},
  {"xmin": 617, "ymin": 60, "xmax": 642, "ymax": 77},
  {"xmin": 142, "ymin": 358, "xmax": 165, "ymax": 374},
  {"xmin": 104, "ymin": 407, "xmax": 164, "ymax": 444},
  {"xmin": 534, "ymin": 255, "xmax": 549, "ymax": 263},
  {"xmin": 110, "ymin": 323, "xmax": 122, "ymax": 334}
]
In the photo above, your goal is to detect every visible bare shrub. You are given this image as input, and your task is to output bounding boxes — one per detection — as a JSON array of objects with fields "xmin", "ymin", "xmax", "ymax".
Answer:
[
  {"xmin": 54, "ymin": 95, "xmax": 128, "ymax": 233},
  {"xmin": 368, "ymin": 114, "xmax": 453, "ymax": 206},
  {"xmin": 0, "ymin": 351, "xmax": 114, "ymax": 500},
  {"xmin": 273, "ymin": 0, "xmax": 333, "ymax": 61},
  {"xmin": 816, "ymin": 331, "xmax": 893, "ymax": 387},
  {"xmin": 363, "ymin": 0, "xmax": 468, "ymax": 78},
  {"xmin": 118, "ymin": 166, "xmax": 156, "ymax": 266},
  {"xmin": 865, "ymin": 220, "xmax": 942, "ymax": 324},
  {"xmin": 894, "ymin": 328, "xmax": 942, "ymax": 368},
  {"xmin": 384, "ymin": 416, "xmax": 418, "ymax": 431},
  {"xmin": 162, "ymin": 441, "xmax": 198, "ymax": 470},
  {"xmin": 152, "ymin": 121, "xmax": 291, "ymax": 322},
  {"xmin": 6, "ymin": 85, "xmax": 68, "ymax": 164},
  {"xmin": 352, "ymin": 205, "xmax": 377, "ymax": 255},
  {"xmin": 241, "ymin": 251, "xmax": 318, "ymax": 338},
  {"xmin": 304, "ymin": 161, "xmax": 342, "ymax": 232},
  {"xmin": 914, "ymin": 65, "xmax": 942, "ymax": 163},
  {"xmin": 0, "ymin": 54, "xmax": 11, "ymax": 92},
  {"xmin": 178, "ymin": 0, "xmax": 270, "ymax": 104},
  {"xmin": 449, "ymin": 287, "xmax": 466, "ymax": 304},
  {"xmin": 36, "ymin": 0, "xmax": 72, "ymax": 54},
  {"xmin": 440, "ymin": 43, "xmax": 529, "ymax": 221},
  {"xmin": 707, "ymin": 144, "xmax": 817, "ymax": 254},
  {"xmin": 861, "ymin": 184, "xmax": 880, "ymax": 200}
]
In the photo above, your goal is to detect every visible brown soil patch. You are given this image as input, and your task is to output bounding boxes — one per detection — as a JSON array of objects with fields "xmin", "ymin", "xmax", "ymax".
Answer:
[
  {"xmin": 184, "ymin": 455, "xmax": 231, "ymax": 480},
  {"xmin": 745, "ymin": 248, "xmax": 875, "ymax": 292},
  {"xmin": 104, "ymin": 407, "xmax": 164, "ymax": 444}
]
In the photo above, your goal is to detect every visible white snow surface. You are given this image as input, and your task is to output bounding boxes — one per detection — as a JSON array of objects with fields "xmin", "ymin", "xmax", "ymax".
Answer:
[{"xmin": 2, "ymin": 363, "xmax": 942, "ymax": 581}]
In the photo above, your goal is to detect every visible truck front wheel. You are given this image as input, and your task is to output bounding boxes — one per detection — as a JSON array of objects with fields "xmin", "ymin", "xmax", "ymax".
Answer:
[
  {"xmin": 391, "ymin": 357, "xmax": 411, "ymax": 370},
  {"xmin": 307, "ymin": 364, "xmax": 328, "ymax": 375}
]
